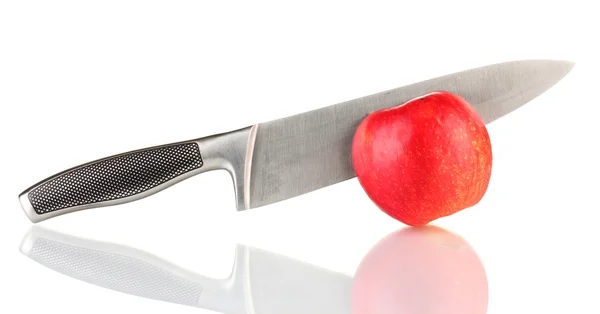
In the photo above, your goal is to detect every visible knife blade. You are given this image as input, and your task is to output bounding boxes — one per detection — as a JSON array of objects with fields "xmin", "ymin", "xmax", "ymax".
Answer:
[
  {"xmin": 20, "ymin": 226, "xmax": 353, "ymax": 314},
  {"xmin": 19, "ymin": 60, "xmax": 574, "ymax": 222}
]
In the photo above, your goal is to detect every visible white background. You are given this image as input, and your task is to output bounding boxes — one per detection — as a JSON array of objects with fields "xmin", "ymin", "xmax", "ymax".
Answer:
[{"xmin": 1, "ymin": 1, "xmax": 598, "ymax": 313}]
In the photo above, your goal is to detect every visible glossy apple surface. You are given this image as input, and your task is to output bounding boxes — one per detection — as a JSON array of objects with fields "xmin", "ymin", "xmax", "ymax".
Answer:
[
  {"xmin": 352, "ymin": 91, "xmax": 492, "ymax": 226},
  {"xmin": 351, "ymin": 226, "xmax": 488, "ymax": 314}
]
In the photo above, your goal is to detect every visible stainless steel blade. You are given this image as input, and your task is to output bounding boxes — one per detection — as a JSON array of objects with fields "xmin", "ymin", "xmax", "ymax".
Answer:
[{"xmin": 247, "ymin": 60, "xmax": 573, "ymax": 208}]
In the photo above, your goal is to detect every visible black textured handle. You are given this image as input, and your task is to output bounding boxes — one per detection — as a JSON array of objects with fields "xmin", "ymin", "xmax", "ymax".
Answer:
[{"xmin": 24, "ymin": 142, "xmax": 203, "ymax": 216}]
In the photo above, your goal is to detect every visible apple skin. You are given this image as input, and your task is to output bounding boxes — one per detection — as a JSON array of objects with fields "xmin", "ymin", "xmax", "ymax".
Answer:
[
  {"xmin": 351, "ymin": 226, "xmax": 488, "ymax": 314},
  {"xmin": 352, "ymin": 91, "xmax": 492, "ymax": 226}
]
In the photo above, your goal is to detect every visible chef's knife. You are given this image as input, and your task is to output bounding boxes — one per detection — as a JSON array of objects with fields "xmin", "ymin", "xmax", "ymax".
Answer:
[
  {"xmin": 19, "ymin": 60, "xmax": 574, "ymax": 222},
  {"xmin": 20, "ymin": 226, "xmax": 352, "ymax": 314}
]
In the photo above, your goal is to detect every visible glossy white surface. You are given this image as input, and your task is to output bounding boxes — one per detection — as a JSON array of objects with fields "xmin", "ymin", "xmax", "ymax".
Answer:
[{"xmin": 0, "ymin": 1, "xmax": 597, "ymax": 313}]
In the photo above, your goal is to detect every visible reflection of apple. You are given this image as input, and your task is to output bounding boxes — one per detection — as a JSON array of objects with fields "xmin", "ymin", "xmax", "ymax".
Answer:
[
  {"xmin": 351, "ymin": 226, "xmax": 488, "ymax": 314},
  {"xmin": 352, "ymin": 91, "xmax": 493, "ymax": 226}
]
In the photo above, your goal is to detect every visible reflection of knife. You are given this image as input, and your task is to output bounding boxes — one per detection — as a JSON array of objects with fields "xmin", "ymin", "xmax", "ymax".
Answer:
[
  {"xmin": 19, "ymin": 60, "xmax": 573, "ymax": 222},
  {"xmin": 21, "ymin": 225, "xmax": 487, "ymax": 313},
  {"xmin": 20, "ymin": 226, "xmax": 352, "ymax": 314}
]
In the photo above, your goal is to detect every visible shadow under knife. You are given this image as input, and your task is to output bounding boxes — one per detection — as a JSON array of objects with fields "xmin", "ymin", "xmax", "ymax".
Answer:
[{"xmin": 20, "ymin": 226, "xmax": 352, "ymax": 314}]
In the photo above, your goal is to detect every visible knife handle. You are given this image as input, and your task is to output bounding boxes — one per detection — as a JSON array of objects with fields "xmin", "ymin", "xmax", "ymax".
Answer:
[{"xmin": 19, "ymin": 126, "xmax": 256, "ymax": 223}]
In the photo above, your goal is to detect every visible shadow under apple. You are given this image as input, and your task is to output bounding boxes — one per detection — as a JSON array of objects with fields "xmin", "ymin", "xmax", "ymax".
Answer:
[{"xmin": 351, "ymin": 225, "xmax": 488, "ymax": 314}]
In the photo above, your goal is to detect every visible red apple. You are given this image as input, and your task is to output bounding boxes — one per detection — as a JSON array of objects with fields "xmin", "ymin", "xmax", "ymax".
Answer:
[
  {"xmin": 352, "ymin": 91, "xmax": 492, "ymax": 226},
  {"xmin": 351, "ymin": 226, "xmax": 488, "ymax": 314}
]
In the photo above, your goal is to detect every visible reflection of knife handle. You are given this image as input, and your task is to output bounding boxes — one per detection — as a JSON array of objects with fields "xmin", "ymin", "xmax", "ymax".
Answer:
[
  {"xmin": 20, "ymin": 227, "xmax": 247, "ymax": 313},
  {"xmin": 19, "ymin": 126, "xmax": 255, "ymax": 223}
]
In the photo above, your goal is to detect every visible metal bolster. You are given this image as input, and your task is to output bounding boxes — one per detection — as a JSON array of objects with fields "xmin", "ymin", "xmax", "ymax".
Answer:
[{"xmin": 195, "ymin": 125, "xmax": 257, "ymax": 211}]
